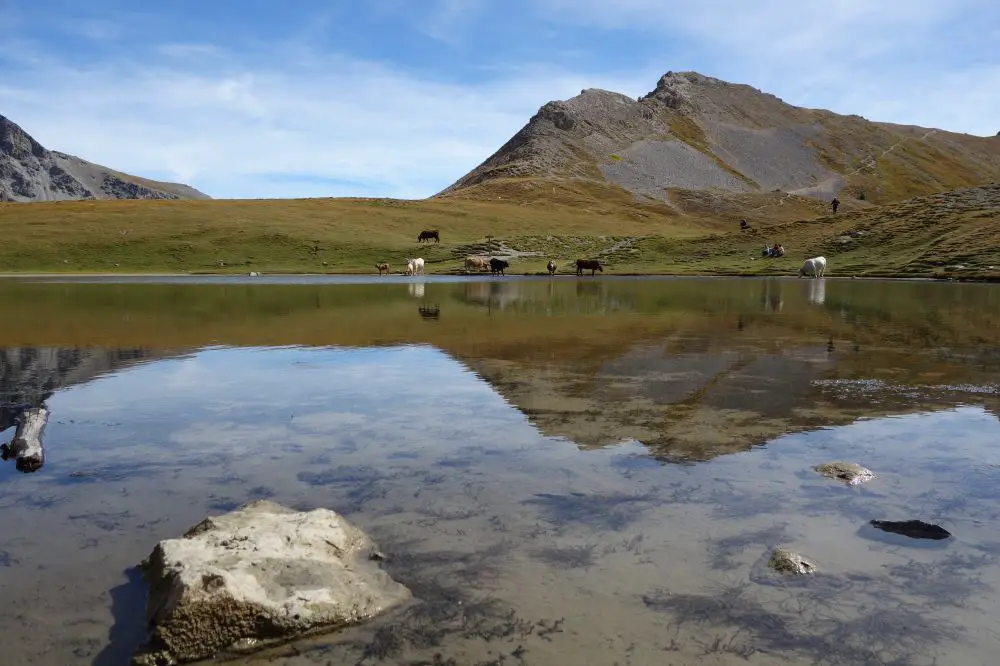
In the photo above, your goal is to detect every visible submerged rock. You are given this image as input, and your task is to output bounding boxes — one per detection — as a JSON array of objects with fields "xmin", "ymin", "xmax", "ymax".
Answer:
[
  {"xmin": 132, "ymin": 500, "xmax": 411, "ymax": 665},
  {"xmin": 768, "ymin": 547, "xmax": 817, "ymax": 575},
  {"xmin": 814, "ymin": 461, "xmax": 876, "ymax": 486},
  {"xmin": 870, "ymin": 519, "xmax": 951, "ymax": 541}
]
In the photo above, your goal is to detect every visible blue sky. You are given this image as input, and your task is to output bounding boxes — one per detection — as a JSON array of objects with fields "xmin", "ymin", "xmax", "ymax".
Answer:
[{"xmin": 2, "ymin": 0, "xmax": 997, "ymax": 200}]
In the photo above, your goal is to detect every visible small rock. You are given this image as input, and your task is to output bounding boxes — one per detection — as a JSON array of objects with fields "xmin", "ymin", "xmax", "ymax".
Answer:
[
  {"xmin": 131, "ymin": 500, "xmax": 410, "ymax": 665},
  {"xmin": 814, "ymin": 462, "xmax": 876, "ymax": 486},
  {"xmin": 870, "ymin": 520, "xmax": 951, "ymax": 541},
  {"xmin": 768, "ymin": 547, "xmax": 817, "ymax": 575}
]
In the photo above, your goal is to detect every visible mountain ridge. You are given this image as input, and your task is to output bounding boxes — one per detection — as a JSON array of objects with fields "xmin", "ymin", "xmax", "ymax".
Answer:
[
  {"xmin": 0, "ymin": 113, "xmax": 210, "ymax": 202},
  {"xmin": 439, "ymin": 71, "xmax": 1000, "ymax": 207}
]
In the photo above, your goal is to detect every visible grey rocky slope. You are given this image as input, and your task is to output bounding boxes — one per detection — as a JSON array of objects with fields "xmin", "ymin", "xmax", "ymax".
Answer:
[
  {"xmin": 0, "ymin": 113, "xmax": 210, "ymax": 202},
  {"xmin": 440, "ymin": 71, "xmax": 1000, "ymax": 205}
]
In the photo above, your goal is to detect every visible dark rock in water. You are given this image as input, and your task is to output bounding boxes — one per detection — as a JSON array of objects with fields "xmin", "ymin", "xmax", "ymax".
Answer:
[{"xmin": 870, "ymin": 520, "xmax": 951, "ymax": 541}]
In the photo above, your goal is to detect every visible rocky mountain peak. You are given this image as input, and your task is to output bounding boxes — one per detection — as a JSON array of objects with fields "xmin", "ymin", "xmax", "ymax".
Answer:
[
  {"xmin": 440, "ymin": 70, "xmax": 1000, "ymax": 205},
  {"xmin": 0, "ymin": 112, "xmax": 210, "ymax": 202},
  {"xmin": 0, "ymin": 114, "xmax": 46, "ymax": 162}
]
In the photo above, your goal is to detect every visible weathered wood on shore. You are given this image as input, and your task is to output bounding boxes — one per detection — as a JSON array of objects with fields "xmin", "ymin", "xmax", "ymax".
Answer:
[{"xmin": 1, "ymin": 406, "xmax": 48, "ymax": 472}]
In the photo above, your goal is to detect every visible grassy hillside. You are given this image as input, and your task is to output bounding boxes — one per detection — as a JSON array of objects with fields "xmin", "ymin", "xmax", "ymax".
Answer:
[{"xmin": 0, "ymin": 182, "xmax": 996, "ymax": 278}]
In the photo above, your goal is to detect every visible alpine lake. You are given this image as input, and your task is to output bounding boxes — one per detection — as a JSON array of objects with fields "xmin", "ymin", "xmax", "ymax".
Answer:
[{"xmin": 2, "ymin": 274, "xmax": 999, "ymax": 666}]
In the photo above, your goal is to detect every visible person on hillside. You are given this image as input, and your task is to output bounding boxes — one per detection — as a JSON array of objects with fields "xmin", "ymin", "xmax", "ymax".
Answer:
[
  {"xmin": 831, "ymin": 197, "xmax": 840, "ymax": 214},
  {"xmin": 740, "ymin": 218, "xmax": 749, "ymax": 230}
]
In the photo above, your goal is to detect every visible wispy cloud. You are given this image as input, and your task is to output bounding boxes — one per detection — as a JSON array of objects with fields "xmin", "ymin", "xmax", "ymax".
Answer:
[
  {"xmin": 1, "ymin": 0, "xmax": 996, "ymax": 199},
  {"xmin": 1, "ymin": 40, "xmax": 651, "ymax": 198}
]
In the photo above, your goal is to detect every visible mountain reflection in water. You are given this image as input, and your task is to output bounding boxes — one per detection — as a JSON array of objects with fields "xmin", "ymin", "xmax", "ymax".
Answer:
[{"xmin": 1, "ymin": 276, "xmax": 1000, "ymax": 666}]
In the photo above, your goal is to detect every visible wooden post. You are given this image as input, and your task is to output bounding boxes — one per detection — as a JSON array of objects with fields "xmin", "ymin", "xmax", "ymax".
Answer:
[
  {"xmin": 486, "ymin": 235, "xmax": 493, "ymax": 255},
  {"xmin": 1, "ymin": 406, "xmax": 48, "ymax": 472}
]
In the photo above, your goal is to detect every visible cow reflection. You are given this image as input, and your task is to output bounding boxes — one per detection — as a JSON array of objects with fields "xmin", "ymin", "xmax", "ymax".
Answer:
[
  {"xmin": 808, "ymin": 279, "xmax": 826, "ymax": 305},
  {"xmin": 418, "ymin": 305, "xmax": 441, "ymax": 320},
  {"xmin": 762, "ymin": 279, "xmax": 784, "ymax": 313}
]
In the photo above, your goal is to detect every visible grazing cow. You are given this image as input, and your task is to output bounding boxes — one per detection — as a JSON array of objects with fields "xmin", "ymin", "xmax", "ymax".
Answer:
[
  {"xmin": 465, "ymin": 256, "xmax": 489, "ymax": 272},
  {"xmin": 547, "ymin": 260, "xmax": 557, "ymax": 275},
  {"xmin": 375, "ymin": 262, "xmax": 390, "ymax": 275},
  {"xmin": 404, "ymin": 260, "xmax": 415, "ymax": 276},
  {"xmin": 798, "ymin": 256, "xmax": 827, "ymax": 278},
  {"xmin": 417, "ymin": 229, "xmax": 440, "ymax": 243},
  {"xmin": 575, "ymin": 259, "xmax": 603, "ymax": 276},
  {"xmin": 489, "ymin": 258, "xmax": 509, "ymax": 276}
]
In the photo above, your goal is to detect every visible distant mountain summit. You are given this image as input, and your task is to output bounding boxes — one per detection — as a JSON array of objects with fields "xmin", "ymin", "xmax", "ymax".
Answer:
[
  {"xmin": 0, "ymin": 113, "xmax": 209, "ymax": 202},
  {"xmin": 440, "ymin": 71, "xmax": 1000, "ymax": 206}
]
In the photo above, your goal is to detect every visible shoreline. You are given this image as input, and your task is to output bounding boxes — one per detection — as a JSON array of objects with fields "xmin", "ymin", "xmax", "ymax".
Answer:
[{"xmin": 0, "ymin": 271, "xmax": 993, "ymax": 283}]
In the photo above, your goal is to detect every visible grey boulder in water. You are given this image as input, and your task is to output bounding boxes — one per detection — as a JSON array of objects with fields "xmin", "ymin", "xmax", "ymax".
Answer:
[
  {"xmin": 132, "ymin": 500, "xmax": 411, "ymax": 665},
  {"xmin": 768, "ymin": 547, "xmax": 818, "ymax": 575},
  {"xmin": 814, "ymin": 461, "xmax": 876, "ymax": 486}
]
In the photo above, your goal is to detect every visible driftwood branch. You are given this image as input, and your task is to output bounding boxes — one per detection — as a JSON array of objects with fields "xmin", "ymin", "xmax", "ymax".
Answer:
[{"xmin": 1, "ymin": 406, "xmax": 48, "ymax": 472}]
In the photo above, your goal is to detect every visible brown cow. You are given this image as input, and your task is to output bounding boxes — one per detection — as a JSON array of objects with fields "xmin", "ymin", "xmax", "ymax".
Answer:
[
  {"xmin": 465, "ymin": 256, "xmax": 489, "ymax": 272},
  {"xmin": 575, "ymin": 259, "xmax": 603, "ymax": 276},
  {"xmin": 375, "ymin": 262, "xmax": 390, "ymax": 275},
  {"xmin": 547, "ymin": 260, "xmax": 557, "ymax": 275}
]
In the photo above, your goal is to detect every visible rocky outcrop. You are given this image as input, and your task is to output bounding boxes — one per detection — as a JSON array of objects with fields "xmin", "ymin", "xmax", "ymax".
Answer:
[
  {"xmin": 0, "ymin": 113, "xmax": 210, "ymax": 202},
  {"xmin": 132, "ymin": 500, "xmax": 411, "ymax": 665}
]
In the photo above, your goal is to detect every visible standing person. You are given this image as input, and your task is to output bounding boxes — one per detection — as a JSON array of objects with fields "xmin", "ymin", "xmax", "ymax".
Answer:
[{"xmin": 831, "ymin": 197, "xmax": 840, "ymax": 214}]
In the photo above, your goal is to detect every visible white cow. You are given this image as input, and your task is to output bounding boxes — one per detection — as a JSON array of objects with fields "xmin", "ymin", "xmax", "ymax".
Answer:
[
  {"xmin": 798, "ymin": 256, "xmax": 827, "ymax": 278},
  {"xmin": 404, "ymin": 260, "xmax": 415, "ymax": 276},
  {"xmin": 412, "ymin": 257, "xmax": 425, "ymax": 275}
]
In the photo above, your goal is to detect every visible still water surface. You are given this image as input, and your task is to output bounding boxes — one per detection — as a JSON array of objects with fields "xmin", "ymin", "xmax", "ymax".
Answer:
[{"xmin": 1, "ymin": 276, "xmax": 999, "ymax": 665}]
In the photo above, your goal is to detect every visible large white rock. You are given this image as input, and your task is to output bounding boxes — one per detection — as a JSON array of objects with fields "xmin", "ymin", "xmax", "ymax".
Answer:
[{"xmin": 132, "ymin": 500, "xmax": 411, "ymax": 665}]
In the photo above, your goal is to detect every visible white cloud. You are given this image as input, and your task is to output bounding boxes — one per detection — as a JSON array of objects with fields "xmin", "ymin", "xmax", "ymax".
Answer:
[
  {"xmin": 415, "ymin": 0, "xmax": 486, "ymax": 43},
  {"xmin": 0, "ymin": 43, "xmax": 652, "ymax": 199},
  {"xmin": 68, "ymin": 18, "xmax": 124, "ymax": 41},
  {"xmin": 2, "ymin": 0, "xmax": 996, "ymax": 200},
  {"xmin": 532, "ymin": 0, "xmax": 1000, "ymax": 135}
]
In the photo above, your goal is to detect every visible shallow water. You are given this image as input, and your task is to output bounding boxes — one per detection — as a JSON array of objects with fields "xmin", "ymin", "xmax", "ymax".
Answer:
[{"xmin": 1, "ymin": 276, "xmax": 1000, "ymax": 666}]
